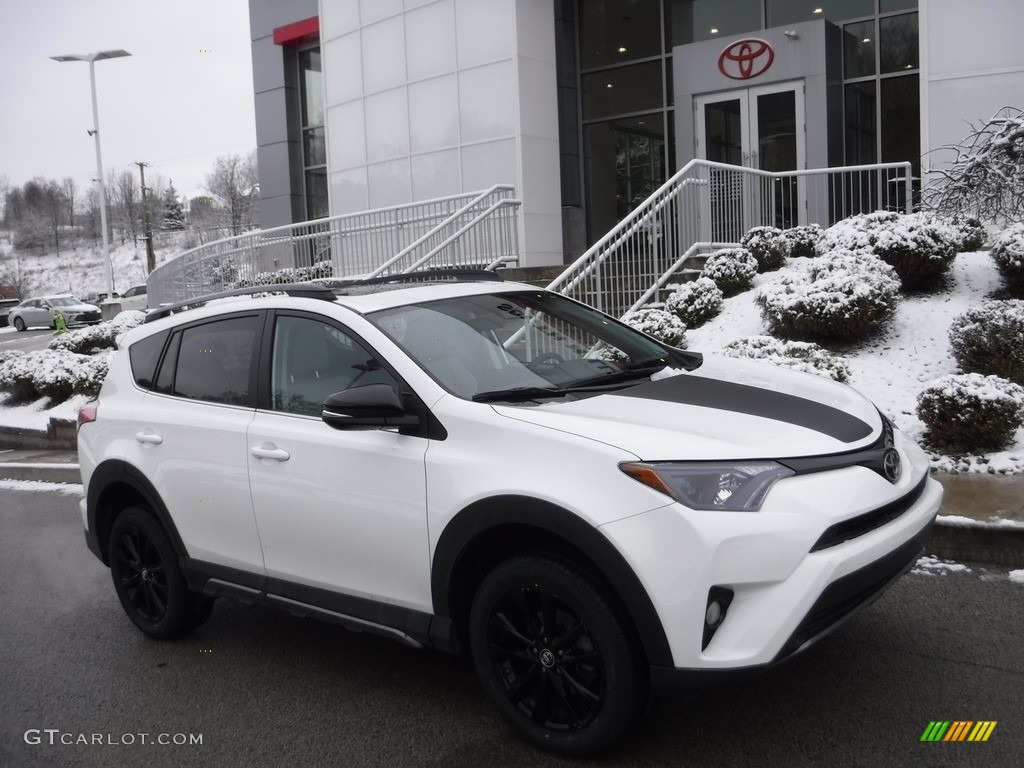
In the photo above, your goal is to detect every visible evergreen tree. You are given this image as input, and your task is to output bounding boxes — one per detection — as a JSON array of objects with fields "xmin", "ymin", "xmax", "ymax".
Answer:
[{"xmin": 161, "ymin": 182, "xmax": 186, "ymax": 231}]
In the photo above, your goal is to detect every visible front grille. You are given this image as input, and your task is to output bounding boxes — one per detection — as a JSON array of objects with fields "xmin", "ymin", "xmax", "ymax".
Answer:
[
  {"xmin": 810, "ymin": 475, "xmax": 927, "ymax": 552},
  {"xmin": 74, "ymin": 311, "xmax": 101, "ymax": 322},
  {"xmin": 775, "ymin": 522, "xmax": 931, "ymax": 662}
]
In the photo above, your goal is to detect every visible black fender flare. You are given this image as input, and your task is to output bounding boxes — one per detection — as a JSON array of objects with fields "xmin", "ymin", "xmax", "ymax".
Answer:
[
  {"xmin": 87, "ymin": 459, "xmax": 188, "ymax": 565},
  {"xmin": 431, "ymin": 495, "xmax": 674, "ymax": 668}
]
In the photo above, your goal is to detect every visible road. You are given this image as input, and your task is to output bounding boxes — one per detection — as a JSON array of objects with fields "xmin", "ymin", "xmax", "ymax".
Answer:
[
  {"xmin": 1, "ymin": 485, "xmax": 1022, "ymax": 768},
  {"xmin": 0, "ymin": 327, "xmax": 58, "ymax": 353}
]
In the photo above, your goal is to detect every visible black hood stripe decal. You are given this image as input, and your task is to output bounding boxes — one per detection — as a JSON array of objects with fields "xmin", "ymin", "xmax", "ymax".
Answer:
[{"xmin": 616, "ymin": 375, "xmax": 873, "ymax": 443}]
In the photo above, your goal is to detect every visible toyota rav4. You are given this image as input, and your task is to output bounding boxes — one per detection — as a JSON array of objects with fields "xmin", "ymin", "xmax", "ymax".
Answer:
[{"xmin": 78, "ymin": 271, "xmax": 941, "ymax": 755}]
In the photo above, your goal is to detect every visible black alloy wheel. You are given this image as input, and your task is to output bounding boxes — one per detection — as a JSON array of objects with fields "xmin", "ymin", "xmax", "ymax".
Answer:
[
  {"xmin": 109, "ymin": 506, "xmax": 212, "ymax": 639},
  {"xmin": 470, "ymin": 556, "xmax": 646, "ymax": 756}
]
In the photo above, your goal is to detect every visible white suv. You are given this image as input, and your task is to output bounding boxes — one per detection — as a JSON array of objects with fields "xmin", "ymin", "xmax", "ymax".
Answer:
[{"xmin": 78, "ymin": 272, "xmax": 941, "ymax": 755}]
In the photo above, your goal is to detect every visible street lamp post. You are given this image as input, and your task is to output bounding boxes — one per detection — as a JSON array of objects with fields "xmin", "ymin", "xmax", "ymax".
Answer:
[{"xmin": 51, "ymin": 50, "xmax": 131, "ymax": 300}]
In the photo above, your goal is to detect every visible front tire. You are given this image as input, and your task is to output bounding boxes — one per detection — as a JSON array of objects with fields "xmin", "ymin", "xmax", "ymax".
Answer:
[
  {"xmin": 109, "ymin": 506, "xmax": 212, "ymax": 639},
  {"xmin": 469, "ymin": 555, "xmax": 647, "ymax": 756},
  {"xmin": 13, "ymin": 316, "xmax": 25, "ymax": 332}
]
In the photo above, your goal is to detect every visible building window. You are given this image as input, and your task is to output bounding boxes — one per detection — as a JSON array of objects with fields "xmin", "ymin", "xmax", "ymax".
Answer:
[{"xmin": 298, "ymin": 48, "xmax": 327, "ymax": 220}]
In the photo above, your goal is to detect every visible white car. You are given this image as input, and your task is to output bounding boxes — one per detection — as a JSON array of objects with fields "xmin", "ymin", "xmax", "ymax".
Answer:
[
  {"xmin": 77, "ymin": 272, "xmax": 941, "ymax": 755},
  {"xmin": 9, "ymin": 294, "xmax": 101, "ymax": 331}
]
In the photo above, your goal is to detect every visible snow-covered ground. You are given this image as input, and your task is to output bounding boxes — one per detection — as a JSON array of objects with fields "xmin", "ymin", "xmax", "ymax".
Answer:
[{"xmin": 688, "ymin": 251, "xmax": 1024, "ymax": 474}]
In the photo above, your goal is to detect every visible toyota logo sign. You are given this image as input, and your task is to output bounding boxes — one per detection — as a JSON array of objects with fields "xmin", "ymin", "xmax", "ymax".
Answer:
[{"xmin": 718, "ymin": 38, "xmax": 775, "ymax": 80}]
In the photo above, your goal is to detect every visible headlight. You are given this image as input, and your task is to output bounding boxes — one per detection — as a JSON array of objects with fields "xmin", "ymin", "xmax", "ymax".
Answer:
[{"xmin": 620, "ymin": 461, "xmax": 795, "ymax": 511}]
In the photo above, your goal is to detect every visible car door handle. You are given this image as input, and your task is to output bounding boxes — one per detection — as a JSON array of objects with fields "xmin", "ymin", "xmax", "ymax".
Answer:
[
  {"xmin": 135, "ymin": 430, "xmax": 163, "ymax": 445},
  {"xmin": 251, "ymin": 444, "xmax": 290, "ymax": 462}
]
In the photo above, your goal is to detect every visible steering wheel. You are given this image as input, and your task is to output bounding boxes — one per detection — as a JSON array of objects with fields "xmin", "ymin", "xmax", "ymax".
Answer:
[{"xmin": 527, "ymin": 352, "xmax": 566, "ymax": 372}]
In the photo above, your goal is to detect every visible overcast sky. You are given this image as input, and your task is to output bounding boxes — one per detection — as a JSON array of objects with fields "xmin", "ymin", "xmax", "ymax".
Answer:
[{"xmin": 0, "ymin": 0, "xmax": 257, "ymax": 201}]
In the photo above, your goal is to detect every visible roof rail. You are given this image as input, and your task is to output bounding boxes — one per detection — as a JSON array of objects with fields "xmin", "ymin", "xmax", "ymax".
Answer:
[
  {"xmin": 145, "ymin": 282, "xmax": 335, "ymax": 323},
  {"xmin": 322, "ymin": 268, "xmax": 504, "ymax": 290}
]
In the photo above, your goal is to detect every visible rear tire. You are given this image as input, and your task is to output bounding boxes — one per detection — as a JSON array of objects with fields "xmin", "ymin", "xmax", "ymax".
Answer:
[
  {"xmin": 469, "ymin": 555, "xmax": 647, "ymax": 756},
  {"xmin": 109, "ymin": 506, "xmax": 213, "ymax": 639}
]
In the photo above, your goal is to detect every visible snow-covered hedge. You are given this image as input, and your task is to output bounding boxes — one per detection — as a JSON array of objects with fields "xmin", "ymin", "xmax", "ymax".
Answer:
[
  {"xmin": 816, "ymin": 212, "xmax": 958, "ymax": 289},
  {"xmin": 231, "ymin": 260, "xmax": 333, "ymax": 289},
  {"xmin": 952, "ymin": 216, "xmax": 986, "ymax": 252},
  {"xmin": 740, "ymin": 226, "xmax": 788, "ymax": 272},
  {"xmin": 720, "ymin": 336, "xmax": 850, "ymax": 382},
  {"xmin": 701, "ymin": 248, "xmax": 758, "ymax": 296},
  {"xmin": 755, "ymin": 250, "xmax": 901, "ymax": 342},
  {"xmin": 948, "ymin": 299, "xmax": 1024, "ymax": 384},
  {"xmin": 620, "ymin": 308, "xmax": 686, "ymax": 348},
  {"xmin": 0, "ymin": 349, "xmax": 111, "ymax": 404},
  {"xmin": 664, "ymin": 277, "xmax": 723, "ymax": 328},
  {"xmin": 989, "ymin": 223, "xmax": 1024, "ymax": 295},
  {"xmin": 48, "ymin": 310, "xmax": 146, "ymax": 354},
  {"xmin": 917, "ymin": 373, "xmax": 1024, "ymax": 452},
  {"xmin": 782, "ymin": 224, "xmax": 823, "ymax": 258}
]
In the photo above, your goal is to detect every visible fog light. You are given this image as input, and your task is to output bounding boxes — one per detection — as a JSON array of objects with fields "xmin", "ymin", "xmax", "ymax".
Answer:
[{"xmin": 701, "ymin": 587, "xmax": 734, "ymax": 650}]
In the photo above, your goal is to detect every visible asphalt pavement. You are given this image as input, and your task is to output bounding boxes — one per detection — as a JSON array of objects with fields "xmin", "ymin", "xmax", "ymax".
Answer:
[{"xmin": 1, "ymin": 485, "xmax": 1022, "ymax": 768}]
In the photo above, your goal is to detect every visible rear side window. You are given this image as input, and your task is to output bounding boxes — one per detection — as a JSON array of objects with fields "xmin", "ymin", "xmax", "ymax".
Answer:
[
  {"xmin": 157, "ymin": 315, "xmax": 261, "ymax": 406},
  {"xmin": 129, "ymin": 331, "xmax": 169, "ymax": 390}
]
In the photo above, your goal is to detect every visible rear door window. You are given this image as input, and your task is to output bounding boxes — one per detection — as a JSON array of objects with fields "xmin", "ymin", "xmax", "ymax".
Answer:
[{"xmin": 155, "ymin": 315, "xmax": 261, "ymax": 406}]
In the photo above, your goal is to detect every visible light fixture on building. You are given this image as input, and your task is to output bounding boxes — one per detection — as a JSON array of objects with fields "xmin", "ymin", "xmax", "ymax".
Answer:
[
  {"xmin": 784, "ymin": 30, "xmax": 799, "ymax": 38},
  {"xmin": 618, "ymin": 46, "xmax": 627, "ymax": 53},
  {"xmin": 862, "ymin": 37, "xmax": 871, "ymax": 43},
  {"xmin": 813, "ymin": 7, "xmax": 823, "ymax": 13},
  {"xmin": 710, "ymin": 27, "xmax": 719, "ymax": 34},
  {"xmin": 607, "ymin": 83, "xmax": 614, "ymax": 89}
]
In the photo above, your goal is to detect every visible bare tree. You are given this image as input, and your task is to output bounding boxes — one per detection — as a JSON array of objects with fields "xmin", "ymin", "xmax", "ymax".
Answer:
[
  {"xmin": 109, "ymin": 169, "xmax": 140, "ymax": 245},
  {"xmin": 923, "ymin": 106, "xmax": 1024, "ymax": 226},
  {"xmin": 205, "ymin": 151, "xmax": 260, "ymax": 236},
  {"xmin": 62, "ymin": 177, "xmax": 77, "ymax": 228}
]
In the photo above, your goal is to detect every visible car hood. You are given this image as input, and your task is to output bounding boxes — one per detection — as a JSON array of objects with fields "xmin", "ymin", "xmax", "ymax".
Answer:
[{"xmin": 491, "ymin": 355, "xmax": 882, "ymax": 460}]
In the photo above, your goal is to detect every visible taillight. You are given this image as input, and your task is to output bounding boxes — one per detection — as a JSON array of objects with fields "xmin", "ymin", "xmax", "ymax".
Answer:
[{"xmin": 78, "ymin": 402, "xmax": 98, "ymax": 429}]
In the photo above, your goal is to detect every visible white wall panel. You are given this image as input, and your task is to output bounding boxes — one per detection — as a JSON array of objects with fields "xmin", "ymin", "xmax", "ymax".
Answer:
[
  {"xmin": 454, "ymin": 0, "xmax": 514, "ymax": 66},
  {"xmin": 368, "ymin": 158, "xmax": 414, "ymax": 207},
  {"xmin": 461, "ymin": 139, "xmax": 517, "ymax": 190},
  {"xmin": 458, "ymin": 62, "xmax": 516, "ymax": 143},
  {"xmin": 411, "ymin": 148, "xmax": 462, "ymax": 199},
  {"xmin": 323, "ymin": 32, "xmax": 363, "ymax": 105},
  {"xmin": 406, "ymin": 0, "xmax": 457, "ymax": 81},
  {"xmin": 409, "ymin": 74, "xmax": 460, "ymax": 152},
  {"xmin": 330, "ymin": 167, "xmax": 369, "ymax": 213},
  {"xmin": 365, "ymin": 87, "xmax": 411, "ymax": 161},
  {"xmin": 327, "ymin": 100, "xmax": 367, "ymax": 169},
  {"xmin": 362, "ymin": 15, "xmax": 407, "ymax": 93},
  {"xmin": 320, "ymin": 0, "xmax": 361, "ymax": 41},
  {"xmin": 360, "ymin": 0, "xmax": 403, "ymax": 26}
]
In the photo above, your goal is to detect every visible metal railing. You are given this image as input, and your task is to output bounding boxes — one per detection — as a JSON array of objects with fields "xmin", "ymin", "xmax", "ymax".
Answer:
[
  {"xmin": 147, "ymin": 186, "xmax": 521, "ymax": 306},
  {"xmin": 548, "ymin": 159, "xmax": 913, "ymax": 318}
]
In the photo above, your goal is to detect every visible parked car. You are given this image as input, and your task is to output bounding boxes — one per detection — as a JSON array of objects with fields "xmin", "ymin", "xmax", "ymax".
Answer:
[
  {"xmin": 78, "ymin": 272, "xmax": 941, "ymax": 755},
  {"xmin": 82, "ymin": 291, "xmax": 120, "ymax": 305},
  {"xmin": 0, "ymin": 297, "xmax": 20, "ymax": 327},
  {"xmin": 9, "ymin": 294, "xmax": 101, "ymax": 331},
  {"xmin": 117, "ymin": 284, "xmax": 148, "ymax": 312}
]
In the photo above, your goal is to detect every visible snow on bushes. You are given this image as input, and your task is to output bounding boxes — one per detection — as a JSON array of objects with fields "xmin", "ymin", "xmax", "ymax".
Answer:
[
  {"xmin": 231, "ymin": 260, "xmax": 333, "ymax": 289},
  {"xmin": 952, "ymin": 216, "xmax": 986, "ymax": 252},
  {"xmin": 48, "ymin": 310, "xmax": 146, "ymax": 354},
  {"xmin": 917, "ymin": 373, "xmax": 1024, "ymax": 452},
  {"xmin": 989, "ymin": 223, "xmax": 1024, "ymax": 295},
  {"xmin": 817, "ymin": 212, "xmax": 958, "ymax": 289},
  {"xmin": 620, "ymin": 308, "xmax": 686, "ymax": 347},
  {"xmin": 664, "ymin": 277, "xmax": 723, "ymax": 328},
  {"xmin": 781, "ymin": 224, "xmax": 823, "ymax": 258},
  {"xmin": 948, "ymin": 299, "xmax": 1024, "ymax": 384},
  {"xmin": 719, "ymin": 336, "xmax": 850, "ymax": 382},
  {"xmin": 0, "ymin": 349, "xmax": 111, "ymax": 404},
  {"xmin": 740, "ymin": 227, "xmax": 788, "ymax": 272},
  {"xmin": 754, "ymin": 250, "xmax": 901, "ymax": 342},
  {"xmin": 701, "ymin": 248, "xmax": 758, "ymax": 296}
]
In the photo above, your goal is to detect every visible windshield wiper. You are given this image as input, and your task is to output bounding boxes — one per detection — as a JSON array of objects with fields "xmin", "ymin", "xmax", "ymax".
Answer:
[
  {"xmin": 472, "ymin": 379, "xmax": 642, "ymax": 403},
  {"xmin": 569, "ymin": 361, "xmax": 668, "ymax": 388}
]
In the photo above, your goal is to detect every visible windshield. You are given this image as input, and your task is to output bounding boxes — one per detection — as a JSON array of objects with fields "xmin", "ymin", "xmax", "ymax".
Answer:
[
  {"xmin": 49, "ymin": 297, "xmax": 82, "ymax": 307},
  {"xmin": 369, "ymin": 290, "xmax": 688, "ymax": 400}
]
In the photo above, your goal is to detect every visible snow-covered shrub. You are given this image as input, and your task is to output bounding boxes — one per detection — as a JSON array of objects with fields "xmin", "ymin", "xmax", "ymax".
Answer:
[
  {"xmin": 664, "ymin": 277, "xmax": 723, "ymax": 328},
  {"xmin": 620, "ymin": 308, "xmax": 686, "ymax": 348},
  {"xmin": 740, "ymin": 226, "xmax": 788, "ymax": 272},
  {"xmin": 232, "ymin": 260, "xmax": 333, "ymax": 289},
  {"xmin": 819, "ymin": 212, "xmax": 957, "ymax": 288},
  {"xmin": 869, "ymin": 214, "xmax": 959, "ymax": 289},
  {"xmin": 755, "ymin": 250, "xmax": 901, "ymax": 342},
  {"xmin": 916, "ymin": 373, "xmax": 1024, "ymax": 452},
  {"xmin": 701, "ymin": 248, "xmax": 758, "ymax": 296},
  {"xmin": 0, "ymin": 350, "xmax": 111, "ymax": 404},
  {"xmin": 952, "ymin": 216, "xmax": 986, "ymax": 252},
  {"xmin": 948, "ymin": 300, "xmax": 1024, "ymax": 384},
  {"xmin": 720, "ymin": 336, "xmax": 850, "ymax": 382},
  {"xmin": 48, "ymin": 310, "xmax": 146, "ymax": 354},
  {"xmin": 989, "ymin": 224, "xmax": 1024, "ymax": 295},
  {"xmin": 782, "ymin": 224, "xmax": 823, "ymax": 258}
]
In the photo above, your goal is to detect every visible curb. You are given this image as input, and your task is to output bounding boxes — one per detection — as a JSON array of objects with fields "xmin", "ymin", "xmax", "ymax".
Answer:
[
  {"xmin": 929, "ymin": 518, "xmax": 1024, "ymax": 568},
  {"xmin": 0, "ymin": 418, "xmax": 77, "ymax": 451}
]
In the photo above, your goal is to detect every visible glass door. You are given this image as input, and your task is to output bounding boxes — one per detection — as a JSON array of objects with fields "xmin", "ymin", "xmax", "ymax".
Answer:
[{"xmin": 695, "ymin": 82, "xmax": 805, "ymax": 237}]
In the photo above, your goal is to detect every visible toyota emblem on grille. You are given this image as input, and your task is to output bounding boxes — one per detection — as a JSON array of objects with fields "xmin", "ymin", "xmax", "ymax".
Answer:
[
  {"xmin": 882, "ymin": 448, "xmax": 902, "ymax": 483},
  {"xmin": 718, "ymin": 39, "xmax": 775, "ymax": 80}
]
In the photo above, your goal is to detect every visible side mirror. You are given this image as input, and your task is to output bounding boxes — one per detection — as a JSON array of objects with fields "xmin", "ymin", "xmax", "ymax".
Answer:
[{"xmin": 322, "ymin": 383, "xmax": 419, "ymax": 430}]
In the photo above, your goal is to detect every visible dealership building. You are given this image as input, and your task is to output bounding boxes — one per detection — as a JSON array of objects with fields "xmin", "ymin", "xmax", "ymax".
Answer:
[{"xmin": 247, "ymin": 0, "xmax": 1024, "ymax": 269}]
